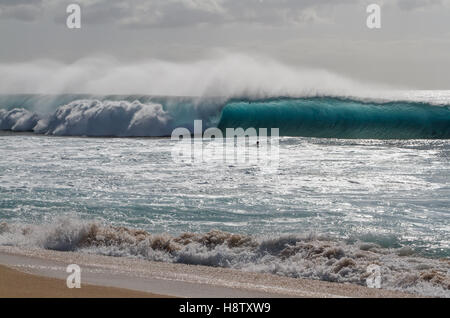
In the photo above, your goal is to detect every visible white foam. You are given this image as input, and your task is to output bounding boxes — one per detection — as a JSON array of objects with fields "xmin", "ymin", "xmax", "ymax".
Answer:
[
  {"xmin": 0, "ymin": 108, "xmax": 40, "ymax": 131},
  {"xmin": 1, "ymin": 219, "xmax": 448, "ymax": 297},
  {"xmin": 32, "ymin": 100, "xmax": 173, "ymax": 136}
]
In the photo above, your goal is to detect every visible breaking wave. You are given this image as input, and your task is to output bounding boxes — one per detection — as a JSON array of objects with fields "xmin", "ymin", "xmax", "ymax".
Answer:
[
  {"xmin": 0, "ymin": 219, "xmax": 449, "ymax": 297},
  {"xmin": 1, "ymin": 94, "xmax": 450, "ymax": 139},
  {"xmin": 218, "ymin": 97, "xmax": 450, "ymax": 139},
  {"xmin": 0, "ymin": 108, "xmax": 40, "ymax": 132},
  {"xmin": 0, "ymin": 95, "xmax": 223, "ymax": 137},
  {"xmin": 33, "ymin": 100, "xmax": 173, "ymax": 137}
]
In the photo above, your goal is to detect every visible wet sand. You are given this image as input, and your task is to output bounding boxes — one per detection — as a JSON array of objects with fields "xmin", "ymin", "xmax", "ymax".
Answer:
[
  {"xmin": 0, "ymin": 264, "xmax": 168, "ymax": 298},
  {"xmin": 0, "ymin": 246, "xmax": 418, "ymax": 298}
]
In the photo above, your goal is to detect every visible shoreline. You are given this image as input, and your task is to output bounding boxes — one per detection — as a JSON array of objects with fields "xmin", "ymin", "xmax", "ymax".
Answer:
[
  {"xmin": 0, "ymin": 246, "xmax": 418, "ymax": 298},
  {"xmin": 0, "ymin": 264, "xmax": 169, "ymax": 298}
]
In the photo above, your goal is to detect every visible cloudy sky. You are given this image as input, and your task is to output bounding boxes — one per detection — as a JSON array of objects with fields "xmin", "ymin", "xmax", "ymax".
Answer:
[{"xmin": 0, "ymin": 0, "xmax": 450, "ymax": 90}]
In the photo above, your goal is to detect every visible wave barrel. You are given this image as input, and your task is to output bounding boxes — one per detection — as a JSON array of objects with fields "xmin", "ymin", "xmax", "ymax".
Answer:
[{"xmin": 217, "ymin": 98, "xmax": 450, "ymax": 139}]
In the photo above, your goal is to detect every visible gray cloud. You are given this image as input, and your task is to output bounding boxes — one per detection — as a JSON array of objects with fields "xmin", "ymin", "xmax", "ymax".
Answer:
[
  {"xmin": 0, "ymin": 0, "xmax": 354, "ymax": 27},
  {"xmin": 78, "ymin": 0, "xmax": 227, "ymax": 27},
  {"xmin": 0, "ymin": 0, "xmax": 449, "ymax": 89},
  {"xmin": 1, "ymin": 0, "xmax": 449, "ymax": 27},
  {"xmin": 0, "ymin": 0, "xmax": 43, "ymax": 21},
  {"xmin": 0, "ymin": 0, "xmax": 41, "ymax": 5},
  {"xmin": 396, "ymin": 0, "xmax": 448, "ymax": 11}
]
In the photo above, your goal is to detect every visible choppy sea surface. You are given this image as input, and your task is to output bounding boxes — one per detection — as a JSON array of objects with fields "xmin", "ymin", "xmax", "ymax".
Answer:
[{"xmin": 0, "ymin": 134, "xmax": 449, "ymax": 297}]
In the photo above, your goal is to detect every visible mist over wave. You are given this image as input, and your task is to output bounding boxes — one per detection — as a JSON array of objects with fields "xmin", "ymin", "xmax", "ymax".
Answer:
[{"xmin": 0, "ymin": 54, "xmax": 386, "ymax": 98}]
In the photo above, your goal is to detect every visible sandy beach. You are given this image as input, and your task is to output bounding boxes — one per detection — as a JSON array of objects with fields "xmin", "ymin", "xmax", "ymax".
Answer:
[
  {"xmin": 0, "ymin": 246, "xmax": 418, "ymax": 298},
  {"xmin": 0, "ymin": 264, "xmax": 168, "ymax": 298}
]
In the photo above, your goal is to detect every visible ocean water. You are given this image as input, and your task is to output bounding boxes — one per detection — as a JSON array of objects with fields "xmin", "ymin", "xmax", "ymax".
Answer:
[{"xmin": 0, "ymin": 93, "xmax": 449, "ymax": 297}]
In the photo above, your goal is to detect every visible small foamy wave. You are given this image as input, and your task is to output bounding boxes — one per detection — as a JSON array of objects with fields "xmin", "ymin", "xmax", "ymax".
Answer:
[
  {"xmin": 0, "ymin": 108, "xmax": 40, "ymax": 132},
  {"xmin": 1, "ymin": 219, "xmax": 448, "ymax": 297},
  {"xmin": 0, "ymin": 100, "xmax": 176, "ymax": 137},
  {"xmin": 0, "ymin": 96, "xmax": 224, "ymax": 137},
  {"xmin": 34, "ymin": 100, "xmax": 173, "ymax": 137}
]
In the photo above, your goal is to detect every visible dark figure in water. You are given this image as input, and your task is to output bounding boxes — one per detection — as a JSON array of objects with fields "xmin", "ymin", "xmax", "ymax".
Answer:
[{"xmin": 256, "ymin": 141, "xmax": 259, "ymax": 147}]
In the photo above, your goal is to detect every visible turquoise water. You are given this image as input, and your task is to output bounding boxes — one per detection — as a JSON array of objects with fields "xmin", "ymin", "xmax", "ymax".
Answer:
[{"xmin": 219, "ymin": 98, "xmax": 450, "ymax": 139}]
